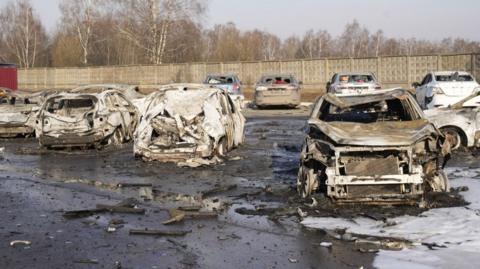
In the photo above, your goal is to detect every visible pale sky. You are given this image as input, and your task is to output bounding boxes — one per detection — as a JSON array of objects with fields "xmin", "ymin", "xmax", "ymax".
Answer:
[{"xmin": 2, "ymin": 0, "xmax": 479, "ymax": 41}]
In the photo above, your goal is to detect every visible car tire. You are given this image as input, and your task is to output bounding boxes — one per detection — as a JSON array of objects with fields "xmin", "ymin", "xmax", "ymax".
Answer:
[
  {"xmin": 441, "ymin": 127, "xmax": 463, "ymax": 150},
  {"xmin": 297, "ymin": 165, "xmax": 318, "ymax": 198},
  {"xmin": 216, "ymin": 138, "xmax": 228, "ymax": 157}
]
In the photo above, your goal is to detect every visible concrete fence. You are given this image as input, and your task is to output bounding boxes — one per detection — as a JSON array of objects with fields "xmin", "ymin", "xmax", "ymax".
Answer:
[{"xmin": 19, "ymin": 53, "xmax": 480, "ymax": 91}]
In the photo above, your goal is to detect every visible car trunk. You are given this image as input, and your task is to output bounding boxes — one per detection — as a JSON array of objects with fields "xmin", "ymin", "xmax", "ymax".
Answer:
[{"xmin": 438, "ymin": 81, "xmax": 479, "ymax": 97}]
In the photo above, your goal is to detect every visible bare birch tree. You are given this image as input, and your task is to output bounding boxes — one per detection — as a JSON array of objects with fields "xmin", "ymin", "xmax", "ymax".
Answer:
[
  {"xmin": 0, "ymin": 0, "xmax": 47, "ymax": 68},
  {"xmin": 113, "ymin": 0, "xmax": 207, "ymax": 64},
  {"xmin": 59, "ymin": 0, "xmax": 100, "ymax": 65}
]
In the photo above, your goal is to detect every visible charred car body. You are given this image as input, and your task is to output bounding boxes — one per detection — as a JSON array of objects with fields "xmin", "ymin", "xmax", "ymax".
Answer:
[
  {"xmin": 425, "ymin": 94, "xmax": 480, "ymax": 150},
  {"xmin": 254, "ymin": 74, "xmax": 302, "ymax": 108},
  {"xmin": 297, "ymin": 89, "xmax": 450, "ymax": 204},
  {"xmin": 34, "ymin": 90, "xmax": 138, "ymax": 149},
  {"xmin": 0, "ymin": 88, "xmax": 53, "ymax": 138},
  {"xmin": 134, "ymin": 84, "xmax": 245, "ymax": 164}
]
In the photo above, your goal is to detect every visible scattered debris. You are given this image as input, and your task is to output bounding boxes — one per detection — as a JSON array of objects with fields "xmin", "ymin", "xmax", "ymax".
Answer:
[
  {"xmin": 117, "ymin": 183, "xmax": 153, "ymax": 188},
  {"xmin": 10, "ymin": 240, "xmax": 31, "ymax": 247},
  {"xmin": 63, "ymin": 199, "xmax": 145, "ymax": 219},
  {"xmin": 73, "ymin": 259, "xmax": 99, "ymax": 264},
  {"xmin": 163, "ymin": 209, "xmax": 218, "ymax": 225},
  {"xmin": 129, "ymin": 229, "xmax": 191, "ymax": 236},
  {"xmin": 288, "ymin": 258, "xmax": 299, "ymax": 263},
  {"xmin": 318, "ymin": 242, "xmax": 333, "ymax": 248},
  {"xmin": 201, "ymin": 184, "xmax": 237, "ymax": 198}
]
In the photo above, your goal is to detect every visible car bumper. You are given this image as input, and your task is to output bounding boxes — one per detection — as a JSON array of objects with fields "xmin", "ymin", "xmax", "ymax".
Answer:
[
  {"xmin": 254, "ymin": 91, "xmax": 301, "ymax": 107},
  {"xmin": 39, "ymin": 133, "xmax": 105, "ymax": 148},
  {"xmin": 134, "ymin": 144, "xmax": 213, "ymax": 162},
  {"xmin": 325, "ymin": 166, "xmax": 424, "ymax": 204},
  {"xmin": 426, "ymin": 95, "xmax": 465, "ymax": 109},
  {"xmin": 0, "ymin": 124, "xmax": 34, "ymax": 138}
]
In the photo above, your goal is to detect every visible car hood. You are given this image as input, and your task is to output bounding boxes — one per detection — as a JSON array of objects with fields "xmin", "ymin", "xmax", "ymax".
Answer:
[
  {"xmin": 309, "ymin": 119, "xmax": 437, "ymax": 146},
  {"xmin": 437, "ymin": 81, "xmax": 479, "ymax": 96}
]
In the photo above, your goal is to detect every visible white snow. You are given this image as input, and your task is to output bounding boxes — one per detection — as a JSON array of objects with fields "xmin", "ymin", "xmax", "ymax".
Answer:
[{"xmin": 301, "ymin": 167, "xmax": 480, "ymax": 269}]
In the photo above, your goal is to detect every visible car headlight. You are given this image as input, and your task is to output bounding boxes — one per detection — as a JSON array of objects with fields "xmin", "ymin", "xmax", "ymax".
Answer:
[{"xmin": 432, "ymin": 87, "xmax": 445, "ymax": 95}]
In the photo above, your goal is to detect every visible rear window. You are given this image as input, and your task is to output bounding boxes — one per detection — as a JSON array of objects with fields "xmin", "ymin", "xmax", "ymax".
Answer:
[
  {"xmin": 436, "ymin": 74, "xmax": 474, "ymax": 82},
  {"xmin": 319, "ymin": 98, "xmax": 417, "ymax": 123},
  {"xmin": 46, "ymin": 98, "xmax": 96, "ymax": 115},
  {"xmin": 206, "ymin": 76, "xmax": 235, "ymax": 84},
  {"xmin": 338, "ymin": 75, "xmax": 375, "ymax": 83},
  {"xmin": 261, "ymin": 76, "xmax": 294, "ymax": 84}
]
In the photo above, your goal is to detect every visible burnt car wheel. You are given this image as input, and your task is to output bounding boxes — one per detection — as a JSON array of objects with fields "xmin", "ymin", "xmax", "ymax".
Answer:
[
  {"xmin": 297, "ymin": 166, "xmax": 318, "ymax": 198},
  {"xmin": 441, "ymin": 127, "xmax": 463, "ymax": 150},
  {"xmin": 428, "ymin": 170, "xmax": 450, "ymax": 192}
]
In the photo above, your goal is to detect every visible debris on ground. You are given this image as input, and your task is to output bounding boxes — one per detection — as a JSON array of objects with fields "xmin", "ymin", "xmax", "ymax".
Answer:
[
  {"xmin": 201, "ymin": 184, "xmax": 237, "ymax": 198},
  {"xmin": 73, "ymin": 259, "xmax": 99, "ymax": 264},
  {"xmin": 63, "ymin": 199, "xmax": 145, "ymax": 219},
  {"xmin": 10, "ymin": 240, "xmax": 32, "ymax": 247},
  {"xmin": 163, "ymin": 208, "xmax": 218, "ymax": 225},
  {"xmin": 129, "ymin": 229, "xmax": 191, "ymax": 236}
]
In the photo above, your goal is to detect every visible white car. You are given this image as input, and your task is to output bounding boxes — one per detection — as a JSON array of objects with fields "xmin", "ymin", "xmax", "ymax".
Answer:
[
  {"xmin": 425, "ymin": 94, "xmax": 480, "ymax": 150},
  {"xmin": 414, "ymin": 71, "xmax": 480, "ymax": 109},
  {"xmin": 326, "ymin": 72, "xmax": 382, "ymax": 94}
]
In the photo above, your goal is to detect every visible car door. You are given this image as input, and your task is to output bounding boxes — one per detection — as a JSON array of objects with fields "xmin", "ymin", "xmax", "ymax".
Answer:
[
  {"xmin": 226, "ymin": 94, "xmax": 246, "ymax": 146},
  {"xmin": 416, "ymin": 74, "xmax": 432, "ymax": 108},
  {"xmin": 218, "ymin": 92, "xmax": 235, "ymax": 150}
]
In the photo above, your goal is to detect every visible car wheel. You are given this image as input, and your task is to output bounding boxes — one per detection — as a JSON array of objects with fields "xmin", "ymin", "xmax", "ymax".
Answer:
[
  {"xmin": 109, "ymin": 128, "xmax": 124, "ymax": 145},
  {"xmin": 297, "ymin": 166, "xmax": 318, "ymax": 198},
  {"xmin": 216, "ymin": 138, "xmax": 228, "ymax": 157},
  {"xmin": 441, "ymin": 127, "xmax": 463, "ymax": 150}
]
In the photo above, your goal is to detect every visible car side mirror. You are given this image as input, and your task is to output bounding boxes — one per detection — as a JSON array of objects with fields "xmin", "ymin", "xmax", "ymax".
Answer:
[
  {"xmin": 299, "ymin": 81, "xmax": 303, "ymax": 85},
  {"xmin": 412, "ymin": 82, "xmax": 420, "ymax": 88}
]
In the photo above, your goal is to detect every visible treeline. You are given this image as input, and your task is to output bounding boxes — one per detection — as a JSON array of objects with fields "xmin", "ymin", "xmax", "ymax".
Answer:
[{"xmin": 0, "ymin": 0, "xmax": 479, "ymax": 69}]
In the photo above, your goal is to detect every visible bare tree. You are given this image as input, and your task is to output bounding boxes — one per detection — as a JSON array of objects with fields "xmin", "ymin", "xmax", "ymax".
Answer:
[
  {"xmin": 114, "ymin": 0, "xmax": 207, "ymax": 64},
  {"xmin": 0, "ymin": 0, "xmax": 47, "ymax": 68},
  {"xmin": 59, "ymin": 0, "xmax": 100, "ymax": 65}
]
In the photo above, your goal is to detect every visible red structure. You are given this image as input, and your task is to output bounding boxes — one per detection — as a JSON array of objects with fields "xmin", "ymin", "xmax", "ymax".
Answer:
[{"xmin": 0, "ymin": 64, "xmax": 18, "ymax": 90}]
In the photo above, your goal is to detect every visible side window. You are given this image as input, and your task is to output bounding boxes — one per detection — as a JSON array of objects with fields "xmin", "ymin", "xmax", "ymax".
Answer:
[
  {"xmin": 421, "ymin": 74, "xmax": 431, "ymax": 86},
  {"xmin": 219, "ymin": 94, "xmax": 229, "ymax": 115},
  {"xmin": 115, "ymin": 94, "xmax": 131, "ymax": 108}
]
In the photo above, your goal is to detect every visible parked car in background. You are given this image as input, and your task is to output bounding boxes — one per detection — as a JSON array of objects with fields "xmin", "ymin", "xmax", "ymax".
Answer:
[
  {"xmin": 34, "ymin": 90, "xmax": 138, "ymax": 149},
  {"xmin": 254, "ymin": 74, "xmax": 302, "ymax": 108},
  {"xmin": 327, "ymin": 72, "xmax": 382, "ymax": 94},
  {"xmin": 204, "ymin": 74, "xmax": 244, "ymax": 109},
  {"xmin": 425, "ymin": 93, "xmax": 480, "ymax": 150},
  {"xmin": 297, "ymin": 89, "xmax": 450, "ymax": 204},
  {"xmin": 134, "ymin": 84, "xmax": 245, "ymax": 166},
  {"xmin": 0, "ymin": 88, "xmax": 53, "ymax": 138},
  {"xmin": 413, "ymin": 71, "xmax": 480, "ymax": 109}
]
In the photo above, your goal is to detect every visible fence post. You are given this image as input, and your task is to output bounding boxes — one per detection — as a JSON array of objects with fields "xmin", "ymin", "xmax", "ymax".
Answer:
[
  {"xmin": 301, "ymin": 60, "xmax": 305, "ymax": 83},
  {"xmin": 406, "ymin": 56, "xmax": 411, "ymax": 87},
  {"xmin": 376, "ymin": 56, "xmax": 381, "ymax": 81},
  {"xmin": 437, "ymin": 54, "xmax": 442, "ymax": 71},
  {"xmin": 325, "ymin": 58, "xmax": 329, "ymax": 83}
]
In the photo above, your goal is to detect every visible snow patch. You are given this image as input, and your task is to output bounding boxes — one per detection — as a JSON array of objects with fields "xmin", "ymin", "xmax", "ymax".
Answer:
[{"xmin": 301, "ymin": 168, "xmax": 480, "ymax": 269}]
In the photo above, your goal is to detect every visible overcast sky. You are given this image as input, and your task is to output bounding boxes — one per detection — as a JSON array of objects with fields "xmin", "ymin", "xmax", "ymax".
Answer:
[{"xmin": 4, "ymin": 0, "xmax": 479, "ymax": 41}]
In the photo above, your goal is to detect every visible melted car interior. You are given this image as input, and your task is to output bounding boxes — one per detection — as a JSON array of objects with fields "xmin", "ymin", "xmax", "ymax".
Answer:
[{"xmin": 46, "ymin": 97, "xmax": 96, "ymax": 117}]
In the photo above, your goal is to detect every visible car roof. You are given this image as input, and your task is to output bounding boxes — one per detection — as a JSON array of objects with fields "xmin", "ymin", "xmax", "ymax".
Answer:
[
  {"xmin": 431, "ymin": 71, "xmax": 472, "ymax": 76},
  {"xmin": 322, "ymin": 88, "xmax": 411, "ymax": 108},
  {"xmin": 335, "ymin": 72, "xmax": 375, "ymax": 76},
  {"xmin": 206, "ymin": 73, "xmax": 238, "ymax": 77}
]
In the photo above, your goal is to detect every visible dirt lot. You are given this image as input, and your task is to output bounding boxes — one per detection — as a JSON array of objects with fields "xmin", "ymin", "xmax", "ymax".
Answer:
[{"xmin": 0, "ymin": 106, "xmax": 476, "ymax": 269}]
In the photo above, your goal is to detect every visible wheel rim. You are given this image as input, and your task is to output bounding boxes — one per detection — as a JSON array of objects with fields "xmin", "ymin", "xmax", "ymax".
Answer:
[
  {"xmin": 297, "ymin": 166, "xmax": 316, "ymax": 198},
  {"xmin": 443, "ymin": 129, "xmax": 461, "ymax": 150}
]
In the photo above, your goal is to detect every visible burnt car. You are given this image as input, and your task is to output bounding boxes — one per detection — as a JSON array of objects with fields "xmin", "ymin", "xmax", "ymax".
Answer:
[
  {"xmin": 134, "ymin": 84, "xmax": 245, "ymax": 165},
  {"xmin": 0, "ymin": 88, "xmax": 53, "ymax": 138},
  {"xmin": 34, "ymin": 90, "xmax": 138, "ymax": 149},
  {"xmin": 254, "ymin": 74, "xmax": 302, "ymax": 108},
  {"xmin": 297, "ymin": 89, "xmax": 450, "ymax": 204},
  {"xmin": 425, "ymin": 93, "xmax": 480, "ymax": 150}
]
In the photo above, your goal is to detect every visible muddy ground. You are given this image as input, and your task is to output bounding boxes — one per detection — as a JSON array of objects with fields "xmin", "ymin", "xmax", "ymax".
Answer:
[{"xmin": 0, "ymin": 106, "xmax": 475, "ymax": 269}]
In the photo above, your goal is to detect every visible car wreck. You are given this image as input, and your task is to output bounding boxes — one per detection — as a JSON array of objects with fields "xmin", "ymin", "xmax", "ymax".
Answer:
[
  {"xmin": 425, "ymin": 93, "xmax": 480, "ymax": 150},
  {"xmin": 0, "ymin": 88, "xmax": 52, "ymax": 138},
  {"xmin": 34, "ymin": 90, "xmax": 138, "ymax": 149},
  {"xmin": 297, "ymin": 89, "xmax": 451, "ymax": 205},
  {"xmin": 134, "ymin": 84, "xmax": 245, "ymax": 166},
  {"xmin": 254, "ymin": 74, "xmax": 302, "ymax": 108}
]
